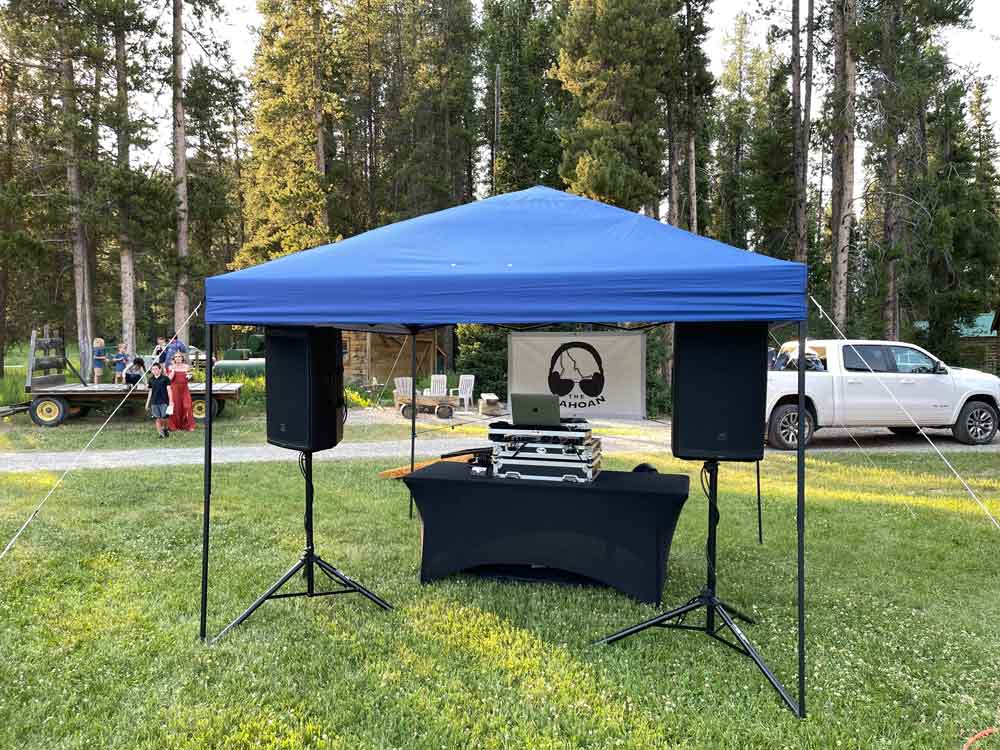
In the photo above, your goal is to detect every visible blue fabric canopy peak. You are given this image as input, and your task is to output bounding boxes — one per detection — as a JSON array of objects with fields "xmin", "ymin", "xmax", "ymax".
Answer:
[{"xmin": 205, "ymin": 186, "xmax": 807, "ymax": 328}]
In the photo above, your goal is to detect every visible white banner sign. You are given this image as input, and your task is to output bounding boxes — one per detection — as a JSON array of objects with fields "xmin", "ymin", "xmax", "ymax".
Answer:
[{"xmin": 508, "ymin": 332, "xmax": 646, "ymax": 418}]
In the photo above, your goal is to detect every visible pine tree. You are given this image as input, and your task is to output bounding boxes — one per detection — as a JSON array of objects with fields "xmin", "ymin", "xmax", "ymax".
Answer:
[
  {"xmin": 745, "ymin": 47, "xmax": 796, "ymax": 259},
  {"xmin": 553, "ymin": 0, "xmax": 677, "ymax": 211},
  {"xmin": 236, "ymin": 0, "xmax": 333, "ymax": 268},
  {"xmin": 712, "ymin": 12, "xmax": 753, "ymax": 248},
  {"xmin": 481, "ymin": 0, "xmax": 567, "ymax": 194}
]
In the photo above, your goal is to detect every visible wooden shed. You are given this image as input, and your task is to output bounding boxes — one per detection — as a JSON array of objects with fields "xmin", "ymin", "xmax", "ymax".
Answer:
[
  {"xmin": 956, "ymin": 313, "xmax": 1000, "ymax": 374},
  {"xmin": 342, "ymin": 327, "xmax": 455, "ymax": 386}
]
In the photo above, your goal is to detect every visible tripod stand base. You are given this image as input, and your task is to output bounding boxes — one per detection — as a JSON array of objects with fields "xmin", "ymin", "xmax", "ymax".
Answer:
[
  {"xmin": 212, "ymin": 550, "xmax": 392, "ymax": 644},
  {"xmin": 595, "ymin": 591, "xmax": 800, "ymax": 716}
]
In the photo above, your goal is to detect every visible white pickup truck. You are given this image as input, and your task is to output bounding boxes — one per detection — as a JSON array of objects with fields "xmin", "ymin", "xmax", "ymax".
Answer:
[{"xmin": 765, "ymin": 339, "xmax": 1000, "ymax": 449}]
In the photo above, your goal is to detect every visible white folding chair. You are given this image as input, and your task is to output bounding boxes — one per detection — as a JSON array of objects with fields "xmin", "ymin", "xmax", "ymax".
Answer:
[
  {"xmin": 394, "ymin": 377, "xmax": 413, "ymax": 400},
  {"xmin": 423, "ymin": 373, "xmax": 447, "ymax": 397},
  {"xmin": 450, "ymin": 374, "xmax": 475, "ymax": 412}
]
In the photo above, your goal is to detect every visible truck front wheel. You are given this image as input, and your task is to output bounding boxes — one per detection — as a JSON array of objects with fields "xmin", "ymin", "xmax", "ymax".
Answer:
[
  {"xmin": 767, "ymin": 404, "xmax": 814, "ymax": 451},
  {"xmin": 952, "ymin": 400, "xmax": 998, "ymax": 445}
]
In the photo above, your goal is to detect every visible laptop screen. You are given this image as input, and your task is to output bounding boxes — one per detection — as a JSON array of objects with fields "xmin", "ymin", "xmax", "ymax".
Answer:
[{"xmin": 510, "ymin": 393, "xmax": 561, "ymax": 426}]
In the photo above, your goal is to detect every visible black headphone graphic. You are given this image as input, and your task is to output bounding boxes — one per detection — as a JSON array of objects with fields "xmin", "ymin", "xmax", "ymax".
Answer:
[{"xmin": 548, "ymin": 342, "xmax": 605, "ymax": 398}]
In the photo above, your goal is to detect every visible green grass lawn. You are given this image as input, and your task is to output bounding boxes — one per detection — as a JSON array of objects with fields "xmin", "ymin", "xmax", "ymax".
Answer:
[
  {"xmin": 2, "ymin": 452, "xmax": 999, "ymax": 748},
  {"xmin": 0, "ymin": 407, "xmax": 489, "ymax": 453}
]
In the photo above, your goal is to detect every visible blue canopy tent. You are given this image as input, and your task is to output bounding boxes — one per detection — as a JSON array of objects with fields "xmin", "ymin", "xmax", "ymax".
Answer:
[
  {"xmin": 199, "ymin": 186, "xmax": 810, "ymax": 715},
  {"xmin": 205, "ymin": 186, "xmax": 805, "ymax": 328}
]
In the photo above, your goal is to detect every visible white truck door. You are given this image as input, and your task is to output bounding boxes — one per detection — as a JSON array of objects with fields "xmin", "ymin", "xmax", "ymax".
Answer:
[
  {"xmin": 886, "ymin": 345, "xmax": 953, "ymax": 424},
  {"xmin": 839, "ymin": 344, "xmax": 897, "ymax": 425}
]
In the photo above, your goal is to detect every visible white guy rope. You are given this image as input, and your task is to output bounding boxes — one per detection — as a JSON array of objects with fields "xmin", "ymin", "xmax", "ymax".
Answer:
[
  {"xmin": 809, "ymin": 295, "xmax": 1000, "ymax": 531},
  {"xmin": 1, "ymin": 302, "xmax": 205, "ymax": 563},
  {"xmin": 373, "ymin": 336, "xmax": 408, "ymax": 408}
]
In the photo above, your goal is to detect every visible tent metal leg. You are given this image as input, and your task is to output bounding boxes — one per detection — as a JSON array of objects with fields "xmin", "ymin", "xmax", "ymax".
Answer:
[
  {"xmin": 796, "ymin": 319, "xmax": 807, "ymax": 718},
  {"xmin": 409, "ymin": 331, "xmax": 417, "ymax": 519},
  {"xmin": 756, "ymin": 461, "xmax": 763, "ymax": 545},
  {"xmin": 199, "ymin": 324, "xmax": 214, "ymax": 641}
]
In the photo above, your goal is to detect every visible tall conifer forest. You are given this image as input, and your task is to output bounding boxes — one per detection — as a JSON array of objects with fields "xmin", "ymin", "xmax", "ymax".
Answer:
[{"xmin": 1, "ymin": 0, "xmax": 998, "ymax": 381}]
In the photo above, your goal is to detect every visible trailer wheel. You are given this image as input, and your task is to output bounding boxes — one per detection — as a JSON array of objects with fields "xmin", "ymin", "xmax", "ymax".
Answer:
[
  {"xmin": 192, "ymin": 397, "xmax": 219, "ymax": 422},
  {"xmin": 30, "ymin": 397, "xmax": 69, "ymax": 427},
  {"xmin": 435, "ymin": 404, "xmax": 454, "ymax": 420},
  {"xmin": 400, "ymin": 403, "xmax": 415, "ymax": 420}
]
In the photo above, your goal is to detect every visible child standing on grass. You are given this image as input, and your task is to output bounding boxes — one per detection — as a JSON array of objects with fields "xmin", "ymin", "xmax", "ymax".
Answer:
[
  {"xmin": 112, "ymin": 343, "xmax": 129, "ymax": 384},
  {"xmin": 145, "ymin": 362, "xmax": 173, "ymax": 438},
  {"xmin": 92, "ymin": 337, "xmax": 107, "ymax": 384}
]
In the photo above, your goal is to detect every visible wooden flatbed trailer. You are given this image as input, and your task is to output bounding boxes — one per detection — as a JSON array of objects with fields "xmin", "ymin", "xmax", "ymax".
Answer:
[
  {"xmin": 393, "ymin": 392, "xmax": 459, "ymax": 420},
  {"xmin": 23, "ymin": 329, "xmax": 241, "ymax": 427}
]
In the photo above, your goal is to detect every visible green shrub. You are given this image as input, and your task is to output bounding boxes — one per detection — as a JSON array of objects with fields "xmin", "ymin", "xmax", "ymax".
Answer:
[
  {"xmin": 0, "ymin": 372, "xmax": 26, "ymax": 407},
  {"xmin": 455, "ymin": 325, "xmax": 507, "ymax": 397}
]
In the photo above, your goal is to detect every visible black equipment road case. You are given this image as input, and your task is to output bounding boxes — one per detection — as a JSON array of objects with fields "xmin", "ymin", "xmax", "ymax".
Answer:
[{"xmin": 488, "ymin": 419, "xmax": 602, "ymax": 482}]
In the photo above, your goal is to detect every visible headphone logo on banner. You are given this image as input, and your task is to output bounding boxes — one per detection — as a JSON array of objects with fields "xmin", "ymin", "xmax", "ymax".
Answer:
[{"xmin": 547, "ymin": 342, "xmax": 607, "ymax": 409}]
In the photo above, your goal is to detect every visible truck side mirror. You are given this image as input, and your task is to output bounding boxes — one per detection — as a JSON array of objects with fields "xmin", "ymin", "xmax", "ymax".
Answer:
[{"xmin": 934, "ymin": 360, "xmax": 948, "ymax": 374}]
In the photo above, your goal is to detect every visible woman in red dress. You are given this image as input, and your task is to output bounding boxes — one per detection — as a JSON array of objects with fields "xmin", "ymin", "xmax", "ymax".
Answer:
[{"xmin": 167, "ymin": 352, "xmax": 196, "ymax": 432}]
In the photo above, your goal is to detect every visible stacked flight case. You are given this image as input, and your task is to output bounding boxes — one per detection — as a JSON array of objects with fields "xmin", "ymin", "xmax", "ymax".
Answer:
[{"xmin": 487, "ymin": 418, "xmax": 602, "ymax": 483}]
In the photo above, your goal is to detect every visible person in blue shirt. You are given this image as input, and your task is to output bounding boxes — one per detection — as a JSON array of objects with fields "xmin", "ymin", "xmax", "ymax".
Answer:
[
  {"xmin": 92, "ymin": 337, "xmax": 108, "ymax": 384},
  {"xmin": 111, "ymin": 343, "xmax": 129, "ymax": 384},
  {"xmin": 155, "ymin": 335, "xmax": 188, "ymax": 366}
]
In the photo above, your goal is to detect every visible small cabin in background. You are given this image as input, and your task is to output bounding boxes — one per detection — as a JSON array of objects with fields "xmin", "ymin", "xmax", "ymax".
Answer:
[
  {"xmin": 915, "ymin": 313, "xmax": 1000, "ymax": 374},
  {"xmin": 342, "ymin": 327, "xmax": 455, "ymax": 386}
]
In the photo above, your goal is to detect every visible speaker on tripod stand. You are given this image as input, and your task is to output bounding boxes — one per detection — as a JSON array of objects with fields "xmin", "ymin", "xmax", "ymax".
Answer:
[
  {"xmin": 212, "ymin": 326, "xmax": 391, "ymax": 643},
  {"xmin": 597, "ymin": 323, "xmax": 800, "ymax": 714},
  {"xmin": 265, "ymin": 326, "xmax": 344, "ymax": 452}
]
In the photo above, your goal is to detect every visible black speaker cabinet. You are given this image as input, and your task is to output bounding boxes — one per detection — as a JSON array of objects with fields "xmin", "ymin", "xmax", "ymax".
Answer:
[
  {"xmin": 265, "ymin": 327, "xmax": 344, "ymax": 452},
  {"xmin": 671, "ymin": 322, "xmax": 768, "ymax": 462}
]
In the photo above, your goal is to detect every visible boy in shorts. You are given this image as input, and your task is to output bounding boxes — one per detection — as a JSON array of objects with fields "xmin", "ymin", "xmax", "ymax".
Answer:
[
  {"xmin": 112, "ymin": 343, "xmax": 129, "ymax": 384},
  {"xmin": 145, "ymin": 362, "xmax": 173, "ymax": 438}
]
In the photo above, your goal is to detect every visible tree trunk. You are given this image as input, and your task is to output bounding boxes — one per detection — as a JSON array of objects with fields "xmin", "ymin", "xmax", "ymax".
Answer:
[
  {"xmin": 314, "ymin": 7, "xmax": 330, "ymax": 234},
  {"xmin": 882, "ymin": 139, "xmax": 899, "ymax": 340},
  {"xmin": 0, "ymin": 59, "xmax": 15, "ymax": 378},
  {"xmin": 687, "ymin": 131, "xmax": 698, "ymax": 234},
  {"xmin": 667, "ymin": 107, "xmax": 681, "ymax": 227},
  {"xmin": 830, "ymin": 0, "xmax": 856, "ymax": 332},
  {"xmin": 61, "ymin": 50, "xmax": 94, "ymax": 380},
  {"xmin": 172, "ymin": 0, "xmax": 190, "ymax": 343},
  {"xmin": 880, "ymin": 3, "xmax": 900, "ymax": 341},
  {"xmin": 790, "ymin": 0, "xmax": 812, "ymax": 264},
  {"xmin": 115, "ymin": 18, "xmax": 136, "ymax": 355},
  {"xmin": 230, "ymin": 98, "xmax": 245, "ymax": 250}
]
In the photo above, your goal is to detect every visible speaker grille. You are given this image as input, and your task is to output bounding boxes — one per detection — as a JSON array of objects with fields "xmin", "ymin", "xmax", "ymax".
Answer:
[
  {"xmin": 265, "ymin": 327, "xmax": 344, "ymax": 452},
  {"xmin": 671, "ymin": 323, "xmax": 767, "ymax": 462}
]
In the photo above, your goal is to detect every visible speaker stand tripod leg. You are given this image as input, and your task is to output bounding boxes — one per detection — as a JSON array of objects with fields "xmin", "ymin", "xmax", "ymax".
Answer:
[
  {"xmin": 212, "ymin": 556, "xmax": 306, "ymax": 643},
  {"xmin": 593, "ymin": 597, "xmax": 703, "ymax": 646},
  {"xmin": 714, "ymin": 603, "xmax": 797, "ymax": 713},
  {"xmin": 315, "ymin": 557, "xmax": 393, "ymax": 611},
  {"xmin": 713, "ymin": 597, "xmax": 755, "ymax": 625}
]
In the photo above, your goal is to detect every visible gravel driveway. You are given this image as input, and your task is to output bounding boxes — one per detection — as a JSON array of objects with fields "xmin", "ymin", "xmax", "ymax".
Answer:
[{"xmin": 2, "ymin": 413, "xmax": 997, "ymax": 474}]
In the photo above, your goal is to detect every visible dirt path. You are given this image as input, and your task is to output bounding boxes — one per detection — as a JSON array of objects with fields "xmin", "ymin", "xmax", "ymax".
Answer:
[{"xmin": 3, "ymin": 424, "xmax": 996, "ymax": 474}]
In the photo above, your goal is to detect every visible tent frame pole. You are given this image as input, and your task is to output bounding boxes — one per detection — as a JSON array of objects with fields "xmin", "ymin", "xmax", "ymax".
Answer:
[
  {"xmin": 409, "ymin": 329, "xmax": 417, "ymax": 518},
  {"xmin": 796, "ymin": 319, "xmax": 807, "ymax": 718},
  {"xmin": 199, "ymin": 324, "xmax": 214, "ymax": 641}
]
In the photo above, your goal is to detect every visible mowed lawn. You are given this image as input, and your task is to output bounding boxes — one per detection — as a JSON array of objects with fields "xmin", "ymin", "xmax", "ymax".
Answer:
[
  {"xmin": 1, "ymin": 452, "xmax": 999, "ymax": 749},
  {"xmin": 0, "ymin": 410, "xmax": 486, "ymax": 453}
]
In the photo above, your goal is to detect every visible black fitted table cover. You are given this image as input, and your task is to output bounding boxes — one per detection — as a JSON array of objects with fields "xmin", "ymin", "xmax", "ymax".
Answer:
[{"xmin": 403, "ymin": 461, "xmax": 690, "ymax": 604}]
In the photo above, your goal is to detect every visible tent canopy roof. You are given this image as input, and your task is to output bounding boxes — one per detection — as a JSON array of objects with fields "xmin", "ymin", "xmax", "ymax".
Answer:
[{"xmin": 205, "ymin": 186, "xmax": 806, "ymax": 330}]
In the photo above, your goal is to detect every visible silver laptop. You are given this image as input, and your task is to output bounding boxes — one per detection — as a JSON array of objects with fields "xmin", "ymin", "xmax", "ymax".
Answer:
[{"xmin": 510, "ymin": 393, "xmax": 561, "ymax": 427}]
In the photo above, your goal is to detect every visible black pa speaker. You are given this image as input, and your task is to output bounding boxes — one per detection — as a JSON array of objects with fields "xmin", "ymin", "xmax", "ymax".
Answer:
[
  {"xmin": 265, "ymin": 327, "xmax": 344, "ymax": 452},
  {"xmin": 671, "ymin": 322, "xmax": 768, "ymax": 461}
]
